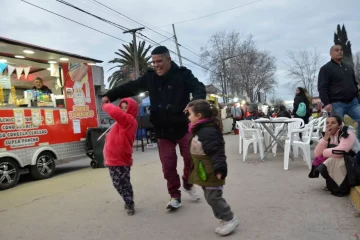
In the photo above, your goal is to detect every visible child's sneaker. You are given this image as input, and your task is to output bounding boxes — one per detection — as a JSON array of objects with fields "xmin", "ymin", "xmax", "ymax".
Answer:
[
  {"xmin": 183, "ymin": 187, "xmax": 201, "ymax": 201},
  {"xmin": 166, "ymin": 198, "xmax": 182, "ymax": 210},
  {"xmin": 125, "ymin": 203, "xmax": 135, "ymax": 216},
  {"xmin": 215, "ymin": 220, "xmax": 224, "ymax": 233},
  {"xmin": 216, "ymin": 217, "xmax": 239, "ymax": 236}
]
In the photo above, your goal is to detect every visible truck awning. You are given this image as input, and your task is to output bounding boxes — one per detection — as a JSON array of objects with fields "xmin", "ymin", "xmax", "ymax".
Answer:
[{"xmin": 0, "ymin": 36, "xmax": 102, "ymax": 64}]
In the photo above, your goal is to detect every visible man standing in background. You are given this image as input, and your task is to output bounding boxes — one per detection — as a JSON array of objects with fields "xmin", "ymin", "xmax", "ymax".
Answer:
[{"xmin": 318, "ymin": 44, "xmax": 360, "ymax": 140}]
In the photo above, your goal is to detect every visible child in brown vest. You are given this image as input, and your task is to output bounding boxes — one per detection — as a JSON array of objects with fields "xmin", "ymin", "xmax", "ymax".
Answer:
[{"xmin": 187, "ymin": 99, "xmax": 239, "ymax": 236}]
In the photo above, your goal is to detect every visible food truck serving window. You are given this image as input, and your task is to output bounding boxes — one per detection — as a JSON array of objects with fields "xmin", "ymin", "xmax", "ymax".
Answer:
[{"xmin": 0, "ymin": 59, "xmax": 65, "ymax": 109}]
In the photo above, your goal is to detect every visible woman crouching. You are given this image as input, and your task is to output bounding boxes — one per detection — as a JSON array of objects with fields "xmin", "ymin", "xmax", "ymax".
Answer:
[{"xmin": 309, "ymin": 115, "xmax": 360, "ymax": 196}]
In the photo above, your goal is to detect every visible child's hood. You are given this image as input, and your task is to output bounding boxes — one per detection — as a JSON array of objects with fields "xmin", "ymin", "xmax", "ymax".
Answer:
[{"xmin": 119, "ymin": 98, "xmax": 138, "ymax": 118}]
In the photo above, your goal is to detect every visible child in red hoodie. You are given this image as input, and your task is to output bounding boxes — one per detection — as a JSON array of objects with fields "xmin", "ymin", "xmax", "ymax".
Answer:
[{"xmin": 102, "ymin": 98, "xmax": 138, "ymax": 216}]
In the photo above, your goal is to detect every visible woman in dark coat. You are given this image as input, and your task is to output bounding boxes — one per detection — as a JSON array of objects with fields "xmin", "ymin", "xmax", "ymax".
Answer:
[{"xmin": 293, "ymin": 87, "xmax": 311, "ymax": 124}]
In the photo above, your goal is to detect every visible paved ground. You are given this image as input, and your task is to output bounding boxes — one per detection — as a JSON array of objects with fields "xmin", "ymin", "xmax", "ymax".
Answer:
[{"xmin": 0, "ymin": 135, "xmax": 359, "ymax": 240}]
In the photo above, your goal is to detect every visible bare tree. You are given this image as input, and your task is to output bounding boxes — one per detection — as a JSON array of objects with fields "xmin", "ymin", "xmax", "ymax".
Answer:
[
  {"xmin": 354, "ymin": 52, "xmax": 360, "ymax": 83},
  {"xmin": 284, "ymin": 49, "xmax": 322, "ymax": 96},
  {"xmin": 233, "ymin": 47, "xmax": 277, "ymax": 102},
  {"xmin": 200, "ymin": 31, "xmax": 276, "ymax": 103},
  {"xmin": 200, "ymin": 30, "xmax": 242, "ymax": 102}
]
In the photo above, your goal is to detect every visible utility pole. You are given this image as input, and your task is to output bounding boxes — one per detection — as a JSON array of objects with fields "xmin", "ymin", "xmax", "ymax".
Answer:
[
  {"xmin": 172, "ymin": 24, "xmax": 183, "ymax": 66},
  {"xmin": 124, "ymin": 27, "xmax": 145, "ymax": 152},
  {"xmin": 123, "ymin": 27, "xmax": 145, "ymax": 79}
]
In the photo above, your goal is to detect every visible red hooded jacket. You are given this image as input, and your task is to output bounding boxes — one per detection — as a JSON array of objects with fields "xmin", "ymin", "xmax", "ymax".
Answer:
[{"xmin": 102, "ymin": 98, "xmax": 138, "ymax": 166}]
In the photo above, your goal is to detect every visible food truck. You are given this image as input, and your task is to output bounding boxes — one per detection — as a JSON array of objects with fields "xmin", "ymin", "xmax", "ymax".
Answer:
[{"xmin": 0, "ymin": 37, "xmax": 103, "ymax": 190}]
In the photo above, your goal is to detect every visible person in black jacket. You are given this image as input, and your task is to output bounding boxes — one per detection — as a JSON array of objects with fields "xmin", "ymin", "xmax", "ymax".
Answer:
[
  {"xmin": 187, "ymin": 99, "xmax": 239, "ymax": 236},
  {"xmin": 102, "ymin": 46, "xmax": 206, "ymax": 210},
  {"xmin": 318, "ymin": 44, "xmax": 360, "ymax": 141},
  {"xmin": 277, "ymin": 105, "xmax": 291, "ymax": 118},
  {"xmin": 293, "ymin": 87, "xmax": 311, "ymax": 124},
  {"xmin": 32, "ymin": 77, "xmax": 52, "ymax": 94}
]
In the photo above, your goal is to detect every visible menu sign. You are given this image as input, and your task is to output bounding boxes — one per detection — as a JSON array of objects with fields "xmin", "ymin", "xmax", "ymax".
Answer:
[{"xmin": 0, "ymin": 75, "xmax": 11, "ymax": 89}]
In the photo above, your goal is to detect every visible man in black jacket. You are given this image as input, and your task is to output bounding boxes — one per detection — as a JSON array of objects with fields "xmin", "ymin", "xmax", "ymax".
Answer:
[
  {"xmin": 102, "ymin": 46, "xmax": 206, "ymax": 210},
  {"xmin": 318, "ymin": 44, "xmax": 360, "ymax": 140}
]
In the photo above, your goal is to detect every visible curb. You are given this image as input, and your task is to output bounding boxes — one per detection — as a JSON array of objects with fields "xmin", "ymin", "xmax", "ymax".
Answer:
[{"xmin": 350, "ymin": 186, "xmax": 360, "ymax": 212}]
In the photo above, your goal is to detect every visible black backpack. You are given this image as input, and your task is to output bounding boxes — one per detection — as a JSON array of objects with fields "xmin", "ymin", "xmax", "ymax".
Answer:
[{"xmin": 346, "ymin": 151, "xmax": 360, "ymax": 187}]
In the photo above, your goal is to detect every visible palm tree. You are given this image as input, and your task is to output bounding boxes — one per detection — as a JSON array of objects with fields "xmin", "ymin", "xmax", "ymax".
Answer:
[{"xmin": 108, "ymin": 40, "xmax": 152, "ymax": 88}]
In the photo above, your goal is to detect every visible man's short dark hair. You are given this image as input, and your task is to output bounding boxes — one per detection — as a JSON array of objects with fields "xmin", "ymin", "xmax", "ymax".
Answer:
[
  {"xmin": 35, "ymin": 77, "xmax": 43, "ymax": 82},
  {"xmin": 330, "ymin": 44, "xmax": 342, "ymax": 54},
  {"xmin": 151, "ymin": 46, "xmax": 170, "ymax": 55}
]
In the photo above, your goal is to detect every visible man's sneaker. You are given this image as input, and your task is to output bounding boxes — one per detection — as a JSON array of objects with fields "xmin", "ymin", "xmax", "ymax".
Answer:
[
  {"xmin": 183, "ymin": 187, "xmax": 201, "ymax": 201},
  {"xmin": 216, "ymin": 217, "xmax": 240, "ymax": 236},
  {"xmin": 166, "ymin": 198, "xmax": 182, "ymax": 210}
]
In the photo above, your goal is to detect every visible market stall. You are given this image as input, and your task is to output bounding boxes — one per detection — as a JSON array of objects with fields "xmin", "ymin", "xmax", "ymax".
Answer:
[{"xmin": 0, "ymin": 37, "xmax": 103, "ymax": 190}]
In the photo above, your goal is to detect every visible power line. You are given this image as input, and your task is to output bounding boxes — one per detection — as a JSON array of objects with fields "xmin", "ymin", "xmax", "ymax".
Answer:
[
  {"xmin": 89, "ymin": 0, "xmax": 174, "ymax": 37},
  {"xmin": 87, "ymin": 0, "xmax": 207, "ymax": 63},
  {"xmin": 82, "ymin": 0, "xmax": 140, "ymax": 28},
  {"xmin": 90, "ymin": 0, "xmax": 174, "ymax": 41},
  {"xmin": 55, "ymin": 0, "xmax": 129, "ymax": 31},
  {"xmin": 87, "ymin": 0, "xmax": 203, "ymax": 60},
  {"xmin": 155, "ymin": 0, "xmax": 264, "ymax": 28},
  {"xmin": 159, "ymin": 36, "xmax": 175, "ymax": 44},
  {"xmin": 56, "ymin": 0, "xmax": 177, "ymax": 50},
  {"xmin": 179, "ymin": 45, "xmax": 202, "ymax": 58},
  {"xmin": 22, "ymin": 0, "xmax": 213, "ymax": 75},
  {"xmin": 19, "ymin": 0, "xmax": 127, "ymax": 43}
]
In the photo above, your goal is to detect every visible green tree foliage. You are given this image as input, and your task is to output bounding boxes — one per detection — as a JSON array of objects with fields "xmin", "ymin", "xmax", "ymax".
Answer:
[{"xmin": 108, "ymin": 40, "xmax": 152, "ymax": 88}]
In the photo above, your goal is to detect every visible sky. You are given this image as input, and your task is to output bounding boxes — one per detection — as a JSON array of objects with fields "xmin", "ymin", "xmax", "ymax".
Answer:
[{"xmin": 1, "ymin": 0, "xmax": 359, "ymax": 102}]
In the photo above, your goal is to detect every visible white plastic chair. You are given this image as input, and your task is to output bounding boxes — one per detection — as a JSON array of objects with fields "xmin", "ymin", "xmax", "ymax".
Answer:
[
  {"xmin": 237, "ymin": 120, "xmax": 254, "ymax": 154},
  {"xmin": 311, "ymin": 117, "xmax": 326, "ymax": 143},
  {"xmin": 272, "ymin": 118, "xmax": 304, "ymax": 156},
  {"xmin": 236, "ymin": 121, "xmax": 265, "ymax": 161},
  {"xmin": 284, "ymin": 124, "xmax": 314, "ymax": 170},
  {"xmin": 305, "ymin": 118, "xmax": 317, "ymax": 128}
]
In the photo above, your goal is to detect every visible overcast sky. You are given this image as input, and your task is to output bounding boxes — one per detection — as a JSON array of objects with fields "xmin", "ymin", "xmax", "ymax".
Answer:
[{"xmin": 1, "ymin": 0, "xmax": 359, "ymax": 101}]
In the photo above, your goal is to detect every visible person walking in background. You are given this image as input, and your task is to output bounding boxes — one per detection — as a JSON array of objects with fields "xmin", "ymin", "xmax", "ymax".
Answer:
[
  {"xmin": 293, "ymin": 87, "xmax": 311, "ymax": 124},
  {"xmin": 230, "ymin": 103, "xmax": 243, "ymax": 131},
  {"xmin": 245, "ymin": 103, "xmax": 258, "ymax": 120},
  {"xmin": 318, "ymin": 44, "xmax": 360, "ymax": 141},
  {"xmin": 187, "ymin": 100, "xmax": 239, "ymax": 236},
  {"xmin": 102, "ymin": 98, "xmax": 138, "ymax": 215},
  {"xmin": 102, "ymin": 46, "xmax": 206, "ymax": 210}
]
